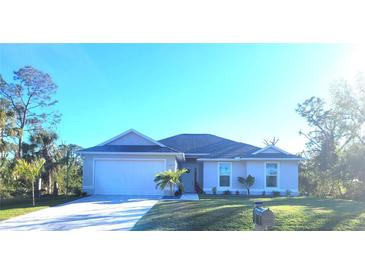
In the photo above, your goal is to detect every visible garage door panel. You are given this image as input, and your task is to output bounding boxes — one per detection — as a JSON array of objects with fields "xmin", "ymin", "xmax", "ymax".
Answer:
[{"xmin": 94, "ymin": 159, "xmax": 165, "ymax": 195}]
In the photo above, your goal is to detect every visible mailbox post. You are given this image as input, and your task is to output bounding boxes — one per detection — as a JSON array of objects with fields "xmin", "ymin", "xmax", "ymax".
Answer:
[{"xmin": 253, "ymin": 201, "xmax": 275, "ymax": 231}]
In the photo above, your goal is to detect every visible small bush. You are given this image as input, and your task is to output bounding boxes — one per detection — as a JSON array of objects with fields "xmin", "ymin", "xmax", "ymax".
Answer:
[
  {"xmin": 73, "ymin": 188, "xmax": 82, "ymax": 197},
  {"xmin": 212, "ymin": 187, "xmax": 217, "ymax": 195},
  {"xmin": 262, "ymin": 191, "xmax": 266, "ymax": 197},
  {"xmin": 285, "ymin": 189, "xmax": 292, "ymax": 197},
  {"xmin": 235, "ymin": 190, "xmax": 240, "ymax": 195},
  {"xmin": 223, "ymin": 190, "xmax": 231, "ymax": 195},
  {"xmin": 272, "ymin": 191, "xmax": 281, "ymax": 197}
]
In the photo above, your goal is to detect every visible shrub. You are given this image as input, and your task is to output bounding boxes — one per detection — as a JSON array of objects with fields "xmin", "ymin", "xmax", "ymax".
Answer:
[
  {"xmin": 212, "ymin": 187, "xmax": 217, "ymax": 195},
  {"xmin": 344, "ymin": 179, "xmax": 365, "ymax": 201},
  {"xmin": 262, "ymin": 191, "xmax": 266, "ymax": 197},
  {"xmin": 73, "ymin": 188, "xmax": 82, "ymax": 196},
  {"xmin": 223, "ymin": 190, "xmax": 231, "ymax": 195},
  {"xmin": 237, "ymin": 175, "xmax": 255, "ymax": 196},
  {"xmin": 235, "ymin": 190, "xmax": 240, "ymax": 195},
  {"xmin": 285, "ymin": 189, "xmax": 292, "ymax": 197},
  {"xmin": 272, "ymin": 191, "xmax": 281, "ymax": 197}
]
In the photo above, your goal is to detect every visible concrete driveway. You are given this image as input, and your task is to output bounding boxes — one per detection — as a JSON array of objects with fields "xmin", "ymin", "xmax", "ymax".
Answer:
[{"xmin": 0, "ymin": 195, "xmax": 160, "ymax": 231}]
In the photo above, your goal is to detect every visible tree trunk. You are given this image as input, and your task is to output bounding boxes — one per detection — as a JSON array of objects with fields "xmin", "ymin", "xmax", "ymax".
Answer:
[
  {"xmin": 170, "ymin": 184, "xmax": 173, "ymax": 196},
  {"xmin": 65, "ymin": 167, "xmax": 70, "ymax": 197},
  {"xmin": 247, "ymin": 188, "xmax": 250, "ymax": 196},
  {"xmin": 337, "ymin": 182, "xmax": 344, "ymax": 198},
  {"xmin": 48, "ymin": 172, "xmax": 52, "ymax": 194},
  {"xmin": 53, "ymin": 179, "xmax": 58, "ymax": 196},
  {"xmin": 35, "ymin": 178, "xmax": 40, "ymax": 198},
  {"xmin": 17, "ymin": 134, "xmax": 23, "ymax": 159},
  {"xmin": 32, "ymin": 180, "xmax": 35, "ymax": 207}
]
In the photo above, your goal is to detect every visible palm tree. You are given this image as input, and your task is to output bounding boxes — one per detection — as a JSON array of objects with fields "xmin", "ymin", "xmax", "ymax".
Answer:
[
  {"xmin": 238, "ymin": 175, "xmax": 255, "ymax": 196},
  {"xmin": 13, "ymin": 158, "xmax": 45, "ymax": 206},
  {"xmin": 154, "ymin": 169, "xmax": 188, "ymax": 196},
  {"xmin": 30, "ymin": 130, "xmax": 58, "ymax": 195}
]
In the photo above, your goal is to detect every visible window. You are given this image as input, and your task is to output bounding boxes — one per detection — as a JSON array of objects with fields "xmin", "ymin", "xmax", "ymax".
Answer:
[
  {"xmin": 266, "ymin": 163, "xmax": 278, "ymax": 188},
  {"xmin": 219, "ymin": 162, "xmax": 231, "ymax": 187}
]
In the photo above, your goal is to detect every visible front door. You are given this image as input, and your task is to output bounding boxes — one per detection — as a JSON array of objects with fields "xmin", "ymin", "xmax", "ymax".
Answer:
[{"xmin": 180, "ymin": 162, "xmax": 197, "ymax": 193}]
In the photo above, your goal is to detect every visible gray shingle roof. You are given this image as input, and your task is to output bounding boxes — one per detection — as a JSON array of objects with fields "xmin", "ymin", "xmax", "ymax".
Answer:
[
  {"xmin": 159, "ymin": 134, "xmax": 260, "ymax": 158},
  {"xmin": 79, "ymin": 133, "xmax": 300, "ymax": 159},
  {"xmin": 78, "ymin": 145, "xmax": 178, "ymax": 153},
  {"xmin": 159, "ymin": 134, "xmax": 300, "ymax": 159}
]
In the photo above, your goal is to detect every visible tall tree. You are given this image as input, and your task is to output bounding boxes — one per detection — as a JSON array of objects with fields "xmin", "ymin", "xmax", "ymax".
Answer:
[
  {"xmin": 57, "ymin": 144, "xmax": 83, "ymax": 196},
  {"xmin": 0, "ymin": 98, "xmax": 16, "ymax": 160},
  {"xmin": 297, "ymin": 79, "xmax": 365, "ymax": 170},
  {"xmin": 0, "ymin": 66, "xmax": 60, "ymax": 158},
  {"xmin": 296, "ymin": 77, "xmax": 365, "ymax": 197}
]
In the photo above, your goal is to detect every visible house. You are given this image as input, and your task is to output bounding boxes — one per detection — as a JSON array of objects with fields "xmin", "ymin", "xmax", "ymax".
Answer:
[{"xmin": 78, "ymin": 129, "xmax": 302, "ymax": 196}]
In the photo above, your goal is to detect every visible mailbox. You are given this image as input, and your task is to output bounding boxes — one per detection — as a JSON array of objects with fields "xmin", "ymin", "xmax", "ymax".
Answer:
[{"xmin": 253, "ymin": 201, "xmax": 275, "ymax": 230}]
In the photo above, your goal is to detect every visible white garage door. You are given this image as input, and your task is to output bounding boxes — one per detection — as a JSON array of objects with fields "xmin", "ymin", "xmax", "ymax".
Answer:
[{"xmin": 94, "ymin": 159, "xmax": 165, "ymax": 195}]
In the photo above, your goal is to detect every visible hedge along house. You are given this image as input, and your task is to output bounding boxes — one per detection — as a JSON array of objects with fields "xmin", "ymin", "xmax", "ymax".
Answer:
[{"xmin": 78, "ymin": 129, "xmax": 302, "ymax": 196}]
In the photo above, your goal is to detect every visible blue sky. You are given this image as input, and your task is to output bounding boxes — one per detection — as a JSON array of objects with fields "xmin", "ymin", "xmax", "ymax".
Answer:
[{"xmin": 0, "ymin": 44, "xmax": 361, "ymax": 153}]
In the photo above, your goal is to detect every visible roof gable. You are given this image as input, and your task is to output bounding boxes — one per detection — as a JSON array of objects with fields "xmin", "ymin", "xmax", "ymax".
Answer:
[
  {"xmin": 98, "ymin": 129, "xmax": 166, "ymax": 147},
  {"xmin": 252, "ymin": 145, "xmax": 290, "ymax": 155}
]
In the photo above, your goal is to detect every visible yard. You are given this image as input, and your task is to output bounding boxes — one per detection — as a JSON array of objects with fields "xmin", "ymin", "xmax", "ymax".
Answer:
[
  {"xmin": 132, "ymin": 195, "xmax": 365, "ymax": 231},
  {"xmin": 0, "ymin": 196, "xmax": 79, "ymax": 221}
]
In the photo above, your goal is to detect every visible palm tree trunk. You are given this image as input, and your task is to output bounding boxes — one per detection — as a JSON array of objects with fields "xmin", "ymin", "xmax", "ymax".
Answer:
[
  {"xmin": 32, "ymin": 180, "xmax": 35, "ymax": 207},
  {"xmin": 65, "ymin": 166, "xmax": 70, "ymax": 197},
  {"xmin": 48, "ymin": 172, "xmax": 52, "ymax": 194},
  {"xmin": 53, "ymin": 180, "xmax": 58, "ymax": 196},
  {"xmin": 170, "ymin": 184, "xmax": 173, "ymax": 196}
]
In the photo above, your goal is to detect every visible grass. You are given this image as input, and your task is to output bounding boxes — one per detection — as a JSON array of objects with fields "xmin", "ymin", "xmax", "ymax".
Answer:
[
  {"xmin": 132, "ymin": 195, "xmax": 365, "ymax": 231},
  {"xmin": 0, "ymin": 196, "xmax": 80, "ymax": 221}
]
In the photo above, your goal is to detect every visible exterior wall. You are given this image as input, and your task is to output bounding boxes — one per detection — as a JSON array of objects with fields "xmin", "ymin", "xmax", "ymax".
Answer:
[
  {"xmin": 246, "ymin": 161, "xmax": 265, "ymax": 192},
  {"xmin": 278, "ymin": 161, "xmax": 299, "ymax": 194},
  {"xmin": 203, "ymin": 161, "xmax": 246, "ymax": 193},
  {"xmin": 82, "ymin": 153, "xmax": 177, "ymax": 194},
  {"xmin": 246, "ymin": 160, "xmax": 299, "ymax": 195},
  {"xmin": 197, "ymin": 161, "xmax": 203, "ymax": 188},
  {"xmin": 108, "ymin": 132, "xmax": 156, "ymax": 146},
  {"xmin": 231, "ymin": 161, "xmax": 247, "ymax": 189},
  {"xmin": 202, "ymin": 160, "xmax": 299, "ymax": 195},
  {"xmin": 203, "ymin": 162, "xmax": 218, "ymax": 192}
]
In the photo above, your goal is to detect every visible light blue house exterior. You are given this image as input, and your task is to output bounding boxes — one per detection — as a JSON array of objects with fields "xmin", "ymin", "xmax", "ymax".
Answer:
[{"xmin": 79, "ymin": 129, "xmax": 302, "ymax": 196}]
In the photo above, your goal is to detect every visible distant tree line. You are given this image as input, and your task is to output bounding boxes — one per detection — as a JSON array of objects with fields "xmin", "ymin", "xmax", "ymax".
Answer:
[
  {"xmin": 0, "ymin": 66, "xmax": 83, "ymax": 201},
  {"xmin": 297, "ymin": 74, "xmax": 365, "ymax": 200}
]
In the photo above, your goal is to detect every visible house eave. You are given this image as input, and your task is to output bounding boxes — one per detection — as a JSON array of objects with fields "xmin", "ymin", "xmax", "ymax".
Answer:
[
  {"xmin": 196, "ymin": 157, "xmax": 303, "ymax": 161},
  {"xmin": 78, "ymin": 151, "xmax": 185, "ymax": 160}
]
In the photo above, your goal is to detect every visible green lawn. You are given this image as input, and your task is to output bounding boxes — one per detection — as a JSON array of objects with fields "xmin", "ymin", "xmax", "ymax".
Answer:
[
  {"xmin": 132, "ymin": 195, "xmax": 365, "ymax": 231},
  {"xmin": 0, "ymin": 196, "xmax": 80, "ymax": 221}
]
